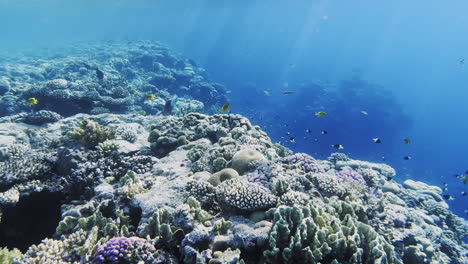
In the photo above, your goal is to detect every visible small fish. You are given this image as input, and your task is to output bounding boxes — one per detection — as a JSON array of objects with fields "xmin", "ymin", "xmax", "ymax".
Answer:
[
  {"xmin": 443, "ymin": 182, "xmax": 448, "ymax": 186},
  {"xmin": 332, "ymin": 144, "xmax": 344, "ymax": 149},
  {"xmin": 25, "ymin": 97, "xmax": 38, "ymax": 105},
  {"xmin": 360, "ymin": 110, "xmax": 368, "ymax": 115},
  {"xmin": 442, "ymin": 187, "xmax": 448, "ymax": 192},
  {"xmin": 315, "ymin": 111, "xmax": 327, "ymax": 117},
  {"xmin": 289, "ymin": 137, "xmax": 295, "ymax": 143},
  {"xmin": 145, "ymin": 94, "xmax": 157, "ymax": 100},
  {"xmin": 462, "ymin": 174, "xmax": 467, "ymax": 184},
  {"xmin": 459, "ymin": 58, "xmax": 465, "ymax": 67},
  {"xmin": 386, "ymin": 176, "xmax": 392, "ymax": 181},
  {"xmin": 443, "ymin": 194, "xmax": 454, "ymax": 201},
  {"xmin": 305, "ymin": 129, "xmax": 311, "ymax": 133},
  {"xmin": 96, "ymin": 68, "xmax": 104, "ymax": 80},
  {"xmin": 382, "ymin": 156, "xmax": 386, "ymax": 161},
  {"xmin": 403, "ymin": 156, "xmax": 411, "ymax": 160},
  {"xmin": 285, "ymin": 132, "xmax": 291, "ymax": 136},
  {"xmin": 461, "ymin": 191, "xmax": 467, "ymax": 196},
  {"xmin": 282, "ymin": 91, "xmax": 294, "ymax": 95},
  {"xmin": 263, "ymin": 90, "xmax": 271, "ymax": 96},
  {"xmin": 220, "ymin": 104, "xmax": 230, "ymax": 113},
  {"xmin": 372, "ymin": 138, "xmax": 381, "ymax": 143},
  {"xmin": 404, "ymin": 138, "xmax": 411, "ymax": 145},
  {"xmin": 321, "ymin": 130, "xmax": 328, "ymax": 135}
]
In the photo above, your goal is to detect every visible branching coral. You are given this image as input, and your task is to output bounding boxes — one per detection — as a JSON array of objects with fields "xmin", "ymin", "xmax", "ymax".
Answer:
[
  {"xmin": 67, "ymin": 119, "xmax": 116, "ymax": 149},
  {"xmin": 263, "ymin": 202, "xmax": 400, "ymax": 264}
]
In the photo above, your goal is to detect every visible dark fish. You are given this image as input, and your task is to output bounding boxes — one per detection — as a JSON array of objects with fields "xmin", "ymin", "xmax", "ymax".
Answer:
[
  {"xmin": 443, "ymin": 194, "xmax": 454, "ymax": 200},
  {"xmin": 96, "ymin": 68, "xmax": 104, "ymax": 80},
  {"xmin": 442, "ymin": 187, "xmax": 448, "ymax": 192},
  {"xmin": 162, "ymin": 100, "xmax": 173, "ymax": 115},
  {"xmin": 382, "ymin": 156, "xmax": 386, "ymax": 161},
  {"xmin": 321, "ymin": 130, "xmax": 328, "ymax": 135},
  {"xmin": 282, "ymin": 91, "xmax": 294, "ymax": 95},
  {"xmin": 332, "ymin": 144, "xmax": 344, "ymax": 149},
  {"xmin": 188, "ymin": 58, "xmax": 198, "ymax": 67},
  {"xmin": 82, "ymin": 63, "xmax": 92, "ymax": 70},
  {"xmin": 372, "ymin": 138, "xmax": 381, "ymax": 143},
  {"xmin": 443, "ymin": 182, "xmax": 448, "ymax": 186},
  {"xmin": 289, "ymin": 137, "xmax": 295, "ymax": 143},
  {"xmin": 386, "ymin": 176, "xmax": 392, "ymax": 181},
  {"xmin": 285, "ymin": 132, "xmax": 291, "ymax": 136},
  {"xmin": 461, "ymin": 191, "xmax": 467, "ymax": 196},
  {"xmin": 403, "ymin": 156, "xmax": 411, "ymax": 160},
  {"xmin": 462, "ymin": 174, "xmax": 467, "ymax": 184},
  {"xmin": 404, "ymin": 138, "xmax": 411, "ymax": 145},
  {"xmin": 306, "ymin": 129, "xmax": 311, "ymax": 133}
]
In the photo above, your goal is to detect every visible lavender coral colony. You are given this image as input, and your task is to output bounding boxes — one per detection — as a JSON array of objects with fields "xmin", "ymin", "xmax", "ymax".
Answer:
[{"xmin": 0, "ymin": 41, "xmax": 466, "ymax": 264}]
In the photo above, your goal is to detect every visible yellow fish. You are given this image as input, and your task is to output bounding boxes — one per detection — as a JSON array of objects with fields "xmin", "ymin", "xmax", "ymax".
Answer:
[
  {"xmin": 220, "ymin": 104, "xmax": 230, "ymax": 113},
  {"xmin": 145, "ymin": 94, "xmax": 157, "ymax": 100},
  {"xmin": 26, "ymin": 97, "xmax": 38, "ymax": 105},
  {"xmin": 315, "ymin": 111, "xmax": 327, "ymax": 117},
  {"xmin": 462, "ymin": 174, "xmax": 467, "ymax": 184}
]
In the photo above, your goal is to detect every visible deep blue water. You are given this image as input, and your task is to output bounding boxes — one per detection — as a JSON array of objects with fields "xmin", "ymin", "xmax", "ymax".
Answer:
[{"xmin": 0, "ymin": 0, "xmax": 467, "ymax": 218}]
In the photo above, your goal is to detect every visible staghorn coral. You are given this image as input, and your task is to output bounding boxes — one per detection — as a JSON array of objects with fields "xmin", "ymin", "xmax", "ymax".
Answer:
[{"xmin": 67, "ymin": 119, "xmax": 116, "ymax": 149}]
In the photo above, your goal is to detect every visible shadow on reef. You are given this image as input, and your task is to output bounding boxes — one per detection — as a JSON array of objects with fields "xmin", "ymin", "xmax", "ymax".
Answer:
[{"xmin": 0, "ymin": 191, "xmax": 64, "ymax": 251}]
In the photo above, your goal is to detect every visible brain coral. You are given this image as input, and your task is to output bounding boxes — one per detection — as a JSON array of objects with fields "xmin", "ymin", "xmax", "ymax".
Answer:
[{"xmin": 231, "ymin": 148, "xmax": 266, "ymax": 175}]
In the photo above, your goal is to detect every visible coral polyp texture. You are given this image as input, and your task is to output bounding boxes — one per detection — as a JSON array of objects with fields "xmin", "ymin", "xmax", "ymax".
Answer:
[{"xmin": 0, "ymin": 42, "xmax": 466, "ymax": 264}]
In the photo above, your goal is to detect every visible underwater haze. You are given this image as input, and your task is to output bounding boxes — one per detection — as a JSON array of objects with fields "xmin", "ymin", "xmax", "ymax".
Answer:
[{"xmin": 0, "ymin": 0, "xmax": 467, "ymax": 263}]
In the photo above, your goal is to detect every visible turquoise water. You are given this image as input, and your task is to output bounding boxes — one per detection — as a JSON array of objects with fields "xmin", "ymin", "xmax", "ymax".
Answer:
[
  {"xmin": 0, "ymin": 1, "xmax": 467, "ymax": 261},
  {"xmin": 1, "ymin": 0, "xmax": 467, "ymax": 216}
]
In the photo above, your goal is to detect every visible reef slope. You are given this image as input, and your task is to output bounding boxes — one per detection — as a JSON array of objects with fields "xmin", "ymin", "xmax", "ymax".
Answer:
[{"xmin": 0, "ymin": 112, "xmax": 466, "ymax": 264}]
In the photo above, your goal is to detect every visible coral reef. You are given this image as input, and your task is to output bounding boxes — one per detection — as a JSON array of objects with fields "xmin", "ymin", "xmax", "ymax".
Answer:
[
  {"xmin": 0, "ymin": 110, "xmax": 465, "ymax": 263},
  {"xmin": 67, "ymin": 119, "xmax": 116, "ymax": 149},
  {"xmin": 0, "ymin": 41, "xmax": 227, "ymax": 117}
]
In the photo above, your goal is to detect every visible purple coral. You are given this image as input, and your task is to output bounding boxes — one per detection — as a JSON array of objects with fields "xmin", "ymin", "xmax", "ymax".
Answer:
[
  {"xmin": 283, "ymin": 153, "xmax": 324, "ymax": 173},
  {"xmin": 335, "ymin": 169, "xmax": 365, "ymax": 182},
  {"xmin": 92, "ymin": 236, "xmax": 156, "ymax": 264}
]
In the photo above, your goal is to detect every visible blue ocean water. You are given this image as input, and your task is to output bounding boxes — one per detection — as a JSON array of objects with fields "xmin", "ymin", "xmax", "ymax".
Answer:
[{"xmin": 0, "ymin": 0, "xmax": 467, "ymax": 222}]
